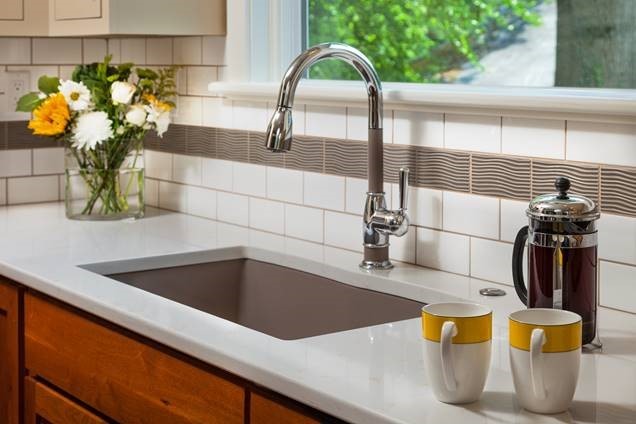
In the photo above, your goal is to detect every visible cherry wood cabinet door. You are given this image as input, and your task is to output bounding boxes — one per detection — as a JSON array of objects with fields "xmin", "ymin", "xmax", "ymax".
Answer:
[
  {"xmin": 24, "ymin": 377, "xmax": 110, "ymax": 424},
  {"xmin": 0, "ymin": 278, "xmax": 21, "ymax": 424},
  {"xmin": 250, "ymin": 393, "xmax": 320, "ymax": 424}
]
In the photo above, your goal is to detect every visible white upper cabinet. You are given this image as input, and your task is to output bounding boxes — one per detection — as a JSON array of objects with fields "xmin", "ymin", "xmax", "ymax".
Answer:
[
  {"xmin": 0, "ymin": 0, "xmax": 48, "ymax": 36},
  {"xmin": 49, "ymin": 0, "xmax": 226, "ymax": 36},
  {"xmin": 0, "ymin": 0, "xmax": 225, "ymax": 36}
]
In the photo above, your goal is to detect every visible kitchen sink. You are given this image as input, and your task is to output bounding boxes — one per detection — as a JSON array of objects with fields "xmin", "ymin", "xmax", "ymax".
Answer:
[{"xmin": 87, "ymin": 251, "xmax": 423, "ymax": 340}]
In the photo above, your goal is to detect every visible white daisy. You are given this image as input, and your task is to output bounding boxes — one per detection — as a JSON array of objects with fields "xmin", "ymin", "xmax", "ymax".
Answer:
[
  {"xmin": 58, "ymin": 80, "xmax": 91, "ymax": 111},
  {"xmin": 72, "ymin": 111, "xmax": 114, "ymax": 150}
]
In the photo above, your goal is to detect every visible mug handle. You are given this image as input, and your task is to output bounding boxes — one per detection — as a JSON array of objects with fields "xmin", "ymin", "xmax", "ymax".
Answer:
[
  {"xmin": 512, "ymin": 225, "xmax": 529, "ymax": 305},
  {"xmin": 530, "ymin": 328, "xmax": 547, "ymax": 400},
  {"xmin": 440, "ymin": 321, "xmax": 458, "ymax": 392}
]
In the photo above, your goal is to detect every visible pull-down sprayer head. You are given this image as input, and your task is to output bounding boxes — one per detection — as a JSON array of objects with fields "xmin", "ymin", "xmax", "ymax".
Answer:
[{"xmin": 265, "ymin": 106, "xmax": 293, "ymax": 152}]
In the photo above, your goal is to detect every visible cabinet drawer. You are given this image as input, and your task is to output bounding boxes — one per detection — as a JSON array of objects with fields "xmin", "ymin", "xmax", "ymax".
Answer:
[
  {"xmin": 25, "ymin": 293, "xmax": 245, "ymax": 424},
  {"xmin": 54, "ymin": 0, "xmax": 101, "ymax": 20},
  {"xmin": 250, "ymin": 393, "xmax": 320, "ymax": 424},
  {"xmin": 24, "ymin": 377, "xmax": 109, "ymax": 424}
]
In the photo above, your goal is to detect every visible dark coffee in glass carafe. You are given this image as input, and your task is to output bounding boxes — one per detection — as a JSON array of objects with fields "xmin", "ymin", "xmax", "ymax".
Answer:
[{"xmin": 512, "ymin": 177, "xmax": 600, "ymax": 347}]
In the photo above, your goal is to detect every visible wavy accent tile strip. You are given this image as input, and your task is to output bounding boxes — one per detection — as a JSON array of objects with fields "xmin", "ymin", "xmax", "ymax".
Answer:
[
  {"xmin": 283, "ymin": 135, "xmax": 324, "ymax": 173},
  {"xmin": 0, "ymin": 122, "xmax": 6, "ymax": 149},
  {"xmin": 249, "ymin": 132, "xmax": 284, "ymax": 167},
  {"xmin": 384, "ymin": 145, "xmax": 417, "ymax": 185},
  {"xmin": 472, "ymin": 154, "xmax": 530, "ymax": 200},
  {"xmin": 532, "ymin": 160, "xmax": 599, "ymax": 203},
  {"xmin": 325, "ymin": 139, "xmax": 367, "ymax": 179},
  {"xmin": 416, "ymin": 148, "xmax": 470, "ymax": 192},
  {"xmin": 7, "ymin": 121, "xmax": 60, "ymax": 149},
  {"xmin": 186, "ymin": 126, "xmax": 216, "ymax": 157},
  {"xmin": 217, "ymin": 129, "xmax": 249, "ymax": 162},
  {"xmin": 601, "ymin": 167, "xmax": 636, "ymax": 217}
]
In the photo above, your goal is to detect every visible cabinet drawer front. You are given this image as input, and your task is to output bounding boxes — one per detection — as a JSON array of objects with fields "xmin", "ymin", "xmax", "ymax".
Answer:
[
  {"xmin": 250, "ymin": 393, "xmax": 319, "ymax": 424},
  {"xmin": 25, "ymin": 294, "xmax": 245, "ymax": 424},
  {"xmin": 25, "ymin": 377, "xmax": 108, "ymax": 424}
]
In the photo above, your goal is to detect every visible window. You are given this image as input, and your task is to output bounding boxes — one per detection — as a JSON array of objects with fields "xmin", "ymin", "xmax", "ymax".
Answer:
[{"xmin": 306, "ymin": 0, "xmax": 636, "ymax": 89}]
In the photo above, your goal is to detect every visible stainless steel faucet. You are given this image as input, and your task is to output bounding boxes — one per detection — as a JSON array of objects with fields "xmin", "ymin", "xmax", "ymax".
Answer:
[{"xmin": 265, "ymin": 42, "xmax": 409, "ymax": 270}]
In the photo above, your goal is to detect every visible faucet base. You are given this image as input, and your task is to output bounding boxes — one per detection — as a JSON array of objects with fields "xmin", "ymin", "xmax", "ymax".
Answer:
[{"xmin": 359, "ymin": 246, "xmax": 393, "ymax": 270}]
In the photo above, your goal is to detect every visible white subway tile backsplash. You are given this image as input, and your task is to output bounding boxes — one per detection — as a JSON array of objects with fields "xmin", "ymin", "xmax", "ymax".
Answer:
[
  {"xmin": 291, "ymin": 104, "xmax": 306, "ymax": 135},
  {"xmin": 284, "ymin": 238, "xmax": 324, "ymax": 261},
  {"xmin": 392, "ymin": 185, "xmax": 443, "ymax": 229},
  {"xmin": 470, "ymin": 238, "xmax": 513, "ymax": 285},
  {"xmin": 249, "ymin": 198, "xmax": 284, "ymax": 233},
  {"xmin": 32, "ymin": 38, "xmax": 82, "ymax": 64},
  {"xmin": 306, "ymin": 105, "xmax": 346, "ymax": 139},
  {"xmin": 416, "ymin": 227, "xmax": 470, "ymax": 275},
  {"xmin": 0, "ymin": 38, "xmax": 31, "ymax": 64},
  {"xmin": 232, "ymin": 101, "xmax": 268, "ymax": 131},
  {"xmin": 217, "ymin": 192, "xmax": 248, "ymax": 226},
  {"xmin": 8, "ymin": 176, "xmax": 58, "ymax": 204},
  {"xmin": 33, "ymin": 148, "xmax": 64, "ymax": 175},
  {"xmin": 346, "ymin": 107, "xmax": 393, "ymax": 143},
  {"xmin": 174, "ymin": 96, "xmax": 202, "ymax": 125},
  {"xmin": 158, "ymin": 181, "xmax": 187, "ymax": 212},
  {"xmin": 394, "ymin": 111, "xmax": 443, "ymax": 148},
  {"xmin": 502, "ymin": 117, "xmax": 565, "ymax": 159},
  {"xmin": 107, "ymin": 39, "xmax": 121, "ymax": 63},
  {"xmin": 304, "ymin": 172, "xmax": 345, "ymax": 211},
  {"xmin": 233, "ymin": 162, "xmax": 266, "ymax": 197},
  {"xmin": 59, "ymin": 65, "xmax": 74, "ymax": 81},
  {"xmin": 567, "ymin": 121, "xmax": 636, "ymax": 167},
  {"xmin": 186, "ymin": 186, "xmax": 216, "ymax": 219},
  {"xmin": 145, "ymin": 178, "xmax": 159, "ymax": 207},
  {"xmin": 285, "ymin": 204, "xmax": 323, "ymax": 243},
  {"xmin": 324, "ymin": 211, "xmax": 362, "ymax": 252},
  {"xmin": 202, "ymin": 158, "xmax": 233, "ymax": 191},
  {"xmin": 443, "ymin": 192, "xmax": 499, "ymax": 239},
  {"xmin": 249, "ymin": 230, "xmax": 286, "ymax": 251},
  {"xmin": 599, "ymin": 214, "xmax": 636, "ymax": 265},
  {"xmin": 500, "ymin": 199, "xmax": 529, "ymax": 242},
  {"xmin": 445, "ymin": 114, "xmax": 501, "ymax": 153},
  {"xmin": 202, "ymin": 98, "xmax": 233, "ymax": 128},
  {"xmin": 389, "ymin": 228, "xmax": 416, "ymax": 263},
  {"xmin": 146, "ymin": 38, "xmax": 173, "ymax": 65},
  {"xmin": 145, "ymin": 150, "xmax": 172, "ymax": 180},
  {"xmin": 7, "ymin": 66, "xmax": 58, "ymax": 92},
  {"xmin": 600, "ymin": 261, "xmax": 636, "ymax": 313},
  {"xmin": 120, "ymin": 38, "xmax": 146, "ymax": 64},
  {"xmin": 0, "ymin": 150, "xmax": 31, "ymax": 177},
  {"xmin": 172, "ymin": 154, "xmax": 202, "ymax": 185},
  {"xmin": 267, "ymin": 167, "xmax": 303, "ymax": 203},
  {"xmin": 202, "ymin": 36, "xmax": 226, "ymax": 65},
  {"xmin": 0, "ymin": 179, "xmax": 5, "ymax": 205},
  {"xmin": 173, "ymin": 37, "xmax": 202, "ymax": 65},
  {"xmin": 187, "ymin": 66, "xmax": 218, "ymax": 96}
]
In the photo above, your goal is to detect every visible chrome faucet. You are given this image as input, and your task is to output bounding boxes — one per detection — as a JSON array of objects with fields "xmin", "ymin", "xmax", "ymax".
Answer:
[{"xmin": 265, "ymin": 42, "xmax": 409, "ymax": 270}]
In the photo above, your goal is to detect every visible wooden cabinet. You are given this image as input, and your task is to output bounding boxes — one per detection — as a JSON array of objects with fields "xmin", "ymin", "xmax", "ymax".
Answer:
[
  {"xmin": 251, "ymin": 393, "xmax": 320, "ymax": 424},
  {"xmin": 0, "ymin": 278, "xmax": 21, "ymax": 424},
  {"xmin": 48, "ymin": 0, "xmax": 226, "ymax": 36},
  {"xmin": 24, "ymin": 377, "xmax": 109, "ymax": 424},
  {"xmin": 0, "ymin": 0, "xmax": 49, "ymax": 36}
]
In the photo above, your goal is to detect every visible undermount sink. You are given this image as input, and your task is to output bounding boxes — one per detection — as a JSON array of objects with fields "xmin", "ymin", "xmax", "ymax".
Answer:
[{"xmin": 84, "ymin": 248, "xmax": 423, "ymax": 340}]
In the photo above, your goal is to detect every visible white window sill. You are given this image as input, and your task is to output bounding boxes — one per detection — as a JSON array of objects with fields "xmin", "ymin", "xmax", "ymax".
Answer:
[{"xmin": 208, "ymin": 80, "xmax": 636, "ymax": 122}]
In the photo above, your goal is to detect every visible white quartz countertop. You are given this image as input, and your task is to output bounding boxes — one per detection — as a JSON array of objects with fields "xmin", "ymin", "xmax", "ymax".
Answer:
[{"xmin": 0, "ymin": 203, "xmax": 635, "ymax": 424}]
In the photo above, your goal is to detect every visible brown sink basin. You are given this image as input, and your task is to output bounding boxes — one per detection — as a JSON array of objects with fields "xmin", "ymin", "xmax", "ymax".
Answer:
[{"xmin": 107, "ymin": 258, "xmax": 423, "ymax": 340}]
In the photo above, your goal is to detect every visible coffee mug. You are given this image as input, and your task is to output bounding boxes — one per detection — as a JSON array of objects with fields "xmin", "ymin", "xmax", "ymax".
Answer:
[
  {"xmin": 509, "ymin": 308, "xmax": 582, "ymax": 414},
  {"xmin": 421, "ymin": 302, "xmax": 492, "ymax": 404}
]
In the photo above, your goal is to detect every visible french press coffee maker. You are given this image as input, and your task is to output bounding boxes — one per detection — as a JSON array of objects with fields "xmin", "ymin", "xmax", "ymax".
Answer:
[{"xmin": 512, "ymin": 177, "xmax": 600, "ymax": 347}]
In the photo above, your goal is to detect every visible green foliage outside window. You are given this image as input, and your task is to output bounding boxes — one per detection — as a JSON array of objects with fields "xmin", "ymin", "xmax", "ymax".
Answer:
[{"xmin": 308, "ymin": 0, "xmax": 542, "ymax": 83}]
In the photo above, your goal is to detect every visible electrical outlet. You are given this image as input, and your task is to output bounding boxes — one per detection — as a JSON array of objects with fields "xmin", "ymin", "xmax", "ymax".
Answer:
[{"xmin": 1, "ymin": 70, "xmax": 31, "ymax": 120}]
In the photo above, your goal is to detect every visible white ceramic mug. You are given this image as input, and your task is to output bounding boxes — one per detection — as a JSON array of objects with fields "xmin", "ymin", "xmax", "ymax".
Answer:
[
  {"xmin": 421, "ymin": 302, "xmax": 492, "ymax": 404},
  {"xmin": 509, "ymin": 308, "xmax": 582, "ymax": 414}
]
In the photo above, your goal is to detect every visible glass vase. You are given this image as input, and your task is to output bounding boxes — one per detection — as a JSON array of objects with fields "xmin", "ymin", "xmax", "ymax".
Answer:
[{"xmin": 64, "ymin": 142, "xmax": 145, "ymax": 221}]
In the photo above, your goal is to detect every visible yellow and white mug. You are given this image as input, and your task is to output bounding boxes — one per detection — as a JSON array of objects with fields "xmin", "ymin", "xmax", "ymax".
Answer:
[
  {"xmin": 421, "ymin": 302, "xmax": 492, "ymax": 404},
  {"xmin": 509, "ymin": 308, "xmax": 582, "ymax": 414}
]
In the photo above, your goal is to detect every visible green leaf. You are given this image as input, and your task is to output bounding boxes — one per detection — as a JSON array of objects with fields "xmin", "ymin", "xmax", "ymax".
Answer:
[
  {"xmin": 15, "ymin": 92, "xmax": 43, "ymax": 112},
  {"xmin": 37, "ymin": 75, "xmax": 60, "ymax": 95}
]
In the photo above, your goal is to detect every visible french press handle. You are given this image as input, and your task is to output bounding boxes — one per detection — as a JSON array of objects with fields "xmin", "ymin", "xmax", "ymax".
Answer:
[{"xmin": 511, "ymin": 225, "xmax": 529, "ymax": 305}]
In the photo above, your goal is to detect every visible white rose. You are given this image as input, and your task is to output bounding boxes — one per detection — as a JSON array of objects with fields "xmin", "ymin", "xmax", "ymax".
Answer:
[
  {"xmin": 110, "ymin": 81, "xmax": 135, "ymax": 105},
  {"xmin": 155, "ymin": 111, "xmax": 171, "ymax": 137},
  {"xmin": 125, "ymin": 104, "xmax": 147, "ymax": 126}
]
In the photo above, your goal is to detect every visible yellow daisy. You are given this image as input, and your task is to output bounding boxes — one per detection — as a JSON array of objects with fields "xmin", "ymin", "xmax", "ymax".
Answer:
[{"xmin": 28, "ymin": 93, "xmax": 70, "ymax": 136}]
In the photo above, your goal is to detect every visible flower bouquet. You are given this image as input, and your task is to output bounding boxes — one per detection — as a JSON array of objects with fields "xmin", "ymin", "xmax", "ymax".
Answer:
[{"xmin": 16, "ymin": 56, "xmax": 177, "ymax": 220}]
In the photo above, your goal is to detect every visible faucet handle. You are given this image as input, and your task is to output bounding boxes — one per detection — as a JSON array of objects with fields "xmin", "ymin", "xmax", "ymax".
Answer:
[{"xmin": 398, "ymin": 167, "xmax": 409, "ymax": 211}]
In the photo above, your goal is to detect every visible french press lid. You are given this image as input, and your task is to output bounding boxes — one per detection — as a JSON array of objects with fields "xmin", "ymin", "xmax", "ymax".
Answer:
[{"xmin": 527, "ymin": 177, "xmax": 600, "ymax": 222}]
